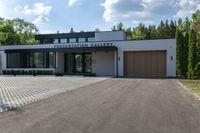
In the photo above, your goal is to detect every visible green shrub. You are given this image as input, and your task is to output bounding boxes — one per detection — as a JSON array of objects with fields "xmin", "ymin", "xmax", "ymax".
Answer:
[
  {"xmin": 2, "ymin": 70, "xmax": 6, "ymax": 75},
  {"xmin": 7, "ymin": 70, "xmax": 11, "ymax": 75},
  {"xmin": 83, "ymin": 73, "xmax": 96, "ymax": 77},
  {"xmin": 36, "ymin": 70, "xmax": 40, "ymax": 75},
  {"xmin": 10, "ymin": 70, "xmax": 15, "ymax": 75},
  {"xmin": 24, "ymin": 71, "xmax": 28, "ymax": 75},
  {"xmin": 195, "ymin": 62, "xmax": 200, "ymax": 79},
  {"xmin": 17, "ymin": 70, "xmax": 21, "ymax": 75},
  {"xmin": 21, "ymin": 70, "xmax": 25, "ymax": 75},
  {"xmin": 49, "ymin": 70, "xmax": 53, "ymax": 75},
  {"xmin": 33, "ymin": 70, "xmax": 37, "ymax": 76},
  {"xmin": 54, "ymin": 72, "xmax": 63, "ymax": 76}
]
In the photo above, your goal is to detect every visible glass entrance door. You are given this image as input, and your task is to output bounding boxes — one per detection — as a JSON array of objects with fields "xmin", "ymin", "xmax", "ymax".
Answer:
[
  {"xmin": 65, "ymin": 53, "xmax": 92, "ymax": 74},
  {"xmin": 75, "ymin": 54, "xmax": 83, "ymax": 73},
  {"xmin": 84, "ymin": 54, "xmax": 92, "ymax": 73}
]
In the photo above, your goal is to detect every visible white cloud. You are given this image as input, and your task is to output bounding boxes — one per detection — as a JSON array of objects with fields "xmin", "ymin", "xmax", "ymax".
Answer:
[
  {"xmin": 0, "ymin": 0, "xmax": 18, "ymax": 19},
  {"xmin": 68, "ymin": 0, "xmax": 78, "ymax": 6},
  {"xmin": 16, "ymin": 3, "xmax": 52, "ymax": 24},
  {"xmin": 32, "ymin": 15, "xmax": 50, "ymax": 24},
  {"xmin": 102, "ymin": 0, "xmax": 200, "ymax": 23},
  {"xmin": 176, "ymin": 0, "xmax": 200, "ymax": 18},
  {"xmin": 23, "ymin": 3, "xmax": 52, "ymax": 16}
]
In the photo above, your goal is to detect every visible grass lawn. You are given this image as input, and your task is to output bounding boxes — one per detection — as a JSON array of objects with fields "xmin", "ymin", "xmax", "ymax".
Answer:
[{"xmin": 179, "ymin": 80, "xmax": 200, "ymax": 96}]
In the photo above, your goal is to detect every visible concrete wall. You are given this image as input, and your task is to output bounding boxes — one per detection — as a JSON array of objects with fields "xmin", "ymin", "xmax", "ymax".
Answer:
[
  {"xmin": 0, "ymin": 51, "xmax": 7, "ymax": 70},
  {"xmin": 115, "ymin": 39, "xmax": 176, "ymax": 77},
  {"xmin": 92, "ymin": 51, "xmax": 115, "ymax": 76},
  {"xmin": 95, "ymin": 31, "xmax": 126, "ymax": 42},
  {"xmin": 55, "ymin": 52, "xmax": 64, "ymax": 73}
]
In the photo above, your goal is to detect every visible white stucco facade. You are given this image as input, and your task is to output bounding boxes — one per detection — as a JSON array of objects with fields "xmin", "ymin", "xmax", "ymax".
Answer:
[
  {"xmin": 0, "ymin": 31, "xmax": 176, "ymax": 77},
  {"xmin": 114, "ymin": 39, "xmax": 176, "ymax": 77}
]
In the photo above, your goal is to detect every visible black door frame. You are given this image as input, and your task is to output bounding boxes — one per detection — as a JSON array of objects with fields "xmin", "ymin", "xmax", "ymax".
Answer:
[{"xmin": 64, "ymin": 53, "xmax": 92, "ymax": 74}]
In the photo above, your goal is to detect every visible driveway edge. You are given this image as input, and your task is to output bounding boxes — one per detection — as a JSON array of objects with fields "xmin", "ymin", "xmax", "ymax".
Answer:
[{"xmin": 176, "ymin": 80, "xmax": 200, "ymax": 101}]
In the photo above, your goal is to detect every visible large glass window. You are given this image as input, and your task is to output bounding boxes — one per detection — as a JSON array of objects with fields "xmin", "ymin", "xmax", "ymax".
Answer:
[
  {"xmin": 7, "ymin": 52, "xmax": 56, "ymax": 68},
  {"xmin": 65, "ymin": 53, "xmax": 92, "ymax": 74},
  {"xmin": 78, "ymin": 38, "xmax": 86, "ymax": 43},
  {"xmin": 34, "ymin": 53, "xmax": 43, "ymax": 68},
  {"xmin": 75, "ymin": 54, "xmax": 83, "ymax": 73},
  {"xmin": 60, "ymin": 39, "xmax": 67, "ymax": 43},
  {"xmin": 88, "ymin": 37, "xmax": 95, "ymax": 42},
  {"xmin": 69, "ymin": 38, "xmax": 77, "ymax": 43},
  {"xmin": 85, "ymin": 54, "xmax": 92, "ymax": 73},
  {"xmin": 53, "ymin": 39, "xmax": 59, "ymax": 44},
  {"xmin": 49, "ymin": 52, "xmax": 55, "ymax": 68},
  {"xmin": 7, "ymin": 53, "xmax": 21, "ymax": 68}
]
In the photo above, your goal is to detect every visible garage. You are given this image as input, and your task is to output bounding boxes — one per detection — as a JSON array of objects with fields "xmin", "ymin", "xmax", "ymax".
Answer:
[{"xmin": 124, "ymin": 51, "xmax": 166, "ymax": 78}]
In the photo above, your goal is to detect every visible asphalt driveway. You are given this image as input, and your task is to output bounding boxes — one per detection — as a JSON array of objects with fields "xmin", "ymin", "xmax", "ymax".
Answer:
[{"xmin": 0, "ymin": 78, "xmax": 200, "ymax": 133}]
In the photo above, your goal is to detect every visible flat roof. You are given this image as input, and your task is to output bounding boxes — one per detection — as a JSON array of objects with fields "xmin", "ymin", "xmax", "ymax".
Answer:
[
  {"xmin": 5, "ymin": 46, "xmax": 117, "ymax": 53},
  {"xmin": 35, "ymin": 32, "xmax": 95, "ymax": 40}
]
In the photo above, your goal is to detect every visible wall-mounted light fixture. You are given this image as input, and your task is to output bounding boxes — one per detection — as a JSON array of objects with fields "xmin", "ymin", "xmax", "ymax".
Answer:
[
  {"xmin": 118, "ymin": 57, "xmax": 120, "ymax": 61},
  {"xmin": 171, "ymin": 56, "xmax": 173, "ymax": 60}
]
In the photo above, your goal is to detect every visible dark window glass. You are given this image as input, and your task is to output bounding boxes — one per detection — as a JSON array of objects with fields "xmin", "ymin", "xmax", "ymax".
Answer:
[
  {"xmin": 7, "ymin": 53, "xmax": 21, "ymax": 68},
  {"xmin": 49, "ymin": 52, "xmax": 55, "ymax": 68},
  {"xmin": 75, "ymin": 54, "xmax": 83, "ymax": 73},
  {"xmin": 85, "ymin": 54, "xmax": 92, "ymax": 73},
  {"xmin": 33, "ymin": 53, "xmax": 43, "ymax": 68},
  {"xmin": 43, "ymin": 53, "xmax": 47, "ymax": 68},
  {"xmin": 7, "ymin": 52, "xmax": 56, "ymax": 68}
]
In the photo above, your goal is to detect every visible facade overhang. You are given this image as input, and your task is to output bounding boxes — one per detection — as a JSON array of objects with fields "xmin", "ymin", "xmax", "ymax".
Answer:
[{"xmin": 5, "ymin": 46, "xmax": 117, "ymax": 53}]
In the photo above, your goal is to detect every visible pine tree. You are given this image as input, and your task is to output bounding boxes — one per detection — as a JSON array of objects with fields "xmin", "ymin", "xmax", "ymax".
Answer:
[
  {"xmin": 195, "ymin": 33, "xmax": 200, "ymax": 78},
  {"xmin": 188, "ymin": 10, "xmax": 200, "ymax": 79},
  {"xmin": 188, "ymin": 29, "xmax": 197, "ymax": 79},
  {"xmin": 169, "ymin": 20, "xmax": 176, "ymax": 38},
  {"xmin": 157, "ymin": 20, "xmax": 165, "ymax": 39},
  {"xmin": 176, "ymin": 28, "xmax": 182, "ymax": 76}
]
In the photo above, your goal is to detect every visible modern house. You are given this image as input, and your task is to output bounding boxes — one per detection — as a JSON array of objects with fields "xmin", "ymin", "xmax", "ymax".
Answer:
[{"xmin": 0, "ymin": 31, "xmax": 176, "ymax": 78}]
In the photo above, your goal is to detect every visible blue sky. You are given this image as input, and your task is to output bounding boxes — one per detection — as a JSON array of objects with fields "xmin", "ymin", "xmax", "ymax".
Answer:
[{"xmin": 0, "ymin": 0, "xmax": 199, "ymax": 33}]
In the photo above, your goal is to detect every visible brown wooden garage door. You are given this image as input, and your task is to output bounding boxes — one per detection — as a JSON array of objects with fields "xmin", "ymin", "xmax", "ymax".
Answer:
[{"xmin": 124, "ymin": 51, "xmax": 166, "ymax": 78}]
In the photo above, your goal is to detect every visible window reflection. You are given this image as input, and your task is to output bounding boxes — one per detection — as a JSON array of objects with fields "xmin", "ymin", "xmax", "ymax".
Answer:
[{"xmin": 7, "ymin": 52, "xmax": 56, "ymax": 68}]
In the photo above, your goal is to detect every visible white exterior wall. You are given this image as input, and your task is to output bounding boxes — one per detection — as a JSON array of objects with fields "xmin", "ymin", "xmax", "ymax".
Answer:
[
  {"xmin": 115, "ymin": 39, "xmax": 176, "ymax": 77},
  {"xmin": 95, "ymin": 31, "xmax": 126, "ymax": 41},
  {"xmin": 0, "ymin": 51, "xmax": 6, "ymax": 70},
  {"xmin": 0, "ymin": 39, "xmax": 176, "ymax": 77},
  {"xmin": 92, "ymin": 51, "xmax": 115, "ymax": 76}
]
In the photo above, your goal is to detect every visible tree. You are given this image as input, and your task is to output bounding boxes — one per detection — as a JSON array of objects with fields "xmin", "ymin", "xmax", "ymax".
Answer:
[
  {"xmin": 70, "ymin": 27, "xmax": 74, "ymax": 33},
  {"xmin": 176, "ymin": 18, "xmax": 191, "ymax": 78},
  {"xmin": 131, "ymin": 23, "xmax": 147, "ymax": 40},
  {"xmin": 188, "ymin": 29, "xmax": 198, "ymax": 79},
  {"xmin": 125, "ymin": 27, "xmax": 132, "ymax": 40},
  {"xmin": 95, "ymin": 28, "xmax": 100, "ymax": 32},
  {"xmin": 111, "ymin": 26, "xmax": 116, "ymax": 31},
  {"xmin": 0, "ymin": 17, "xmax": 39, "ymax": 45},
  {"xmin": 157, "ymin": 20, "xmax": 166, "ymax": 39},
  {"xmin": 176, "ymin": 28, "xmax": 183, "ymax": 77},
  {"xmin": 192, "ymin": 10, "xmax": 200, "ymax": 33},
  {"xmin": 111, "ymin": 22, "xmax": 125, "ymax": 31},
  {"xmin": 188, "ymin": 10, "xmax": 200, "ymax": 79},
  {"xmin": 0, "ymin": 21, "xmax": 20, "ymax": 45},
  {"xmin": 178, "ymin": 18, "xmax": 183, "ymax": 26},
  {"xmin": 12, "ymin": 18, "xmax": 39, "ymax": 44},
  {"xmin": 147, "ymin": 25, "xmax": 157, "ymax": 39},
  {"xmin": 169, "ymin": 20, "xmax": 176, "ymax": 38}
]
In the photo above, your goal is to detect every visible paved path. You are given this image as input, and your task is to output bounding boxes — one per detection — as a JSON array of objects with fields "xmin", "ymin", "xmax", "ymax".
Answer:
[
  {"xmin": 0, "ymin": 78, "xmax": 200, "ymax": 133},
  {"xmin": 0, "ymin": 76, "xmax": 108, "ymax": 112}
]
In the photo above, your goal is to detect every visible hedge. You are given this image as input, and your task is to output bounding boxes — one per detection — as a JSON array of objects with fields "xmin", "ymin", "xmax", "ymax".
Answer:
[{"xmin": 2, "ymin": 70, "xmax": 54, "ymax": 76}]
